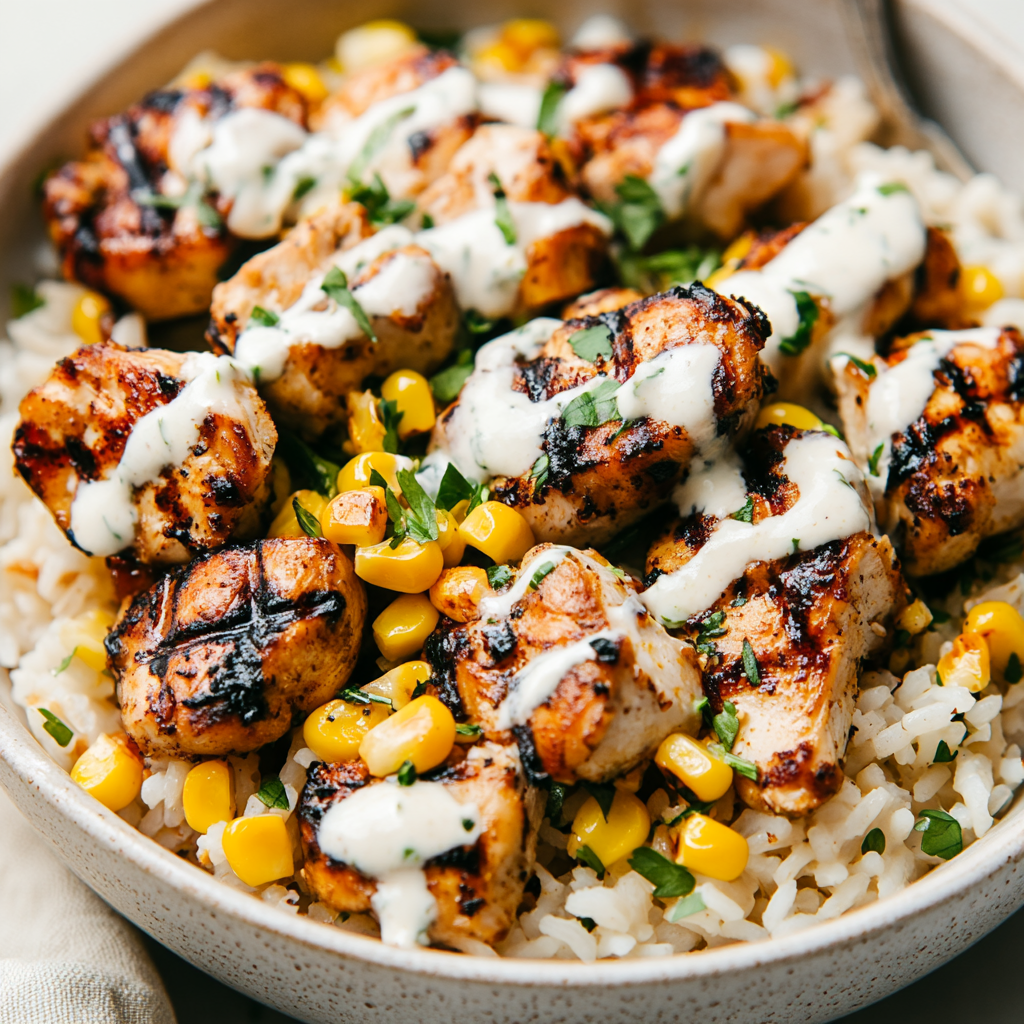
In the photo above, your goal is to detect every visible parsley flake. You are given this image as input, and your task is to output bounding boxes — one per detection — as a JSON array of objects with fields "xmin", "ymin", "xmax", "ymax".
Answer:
[
  {"xmin": 560, "ymin": 379, "xmax": 621, "ymax": 429},
  {"xmin": 741, "ymin": 639, "xmax": 761, "ymax": 687},
  {"xmin": 667, "ymin": 891, "xmax": 706, "ymax": 920},
  {"xmin": 530, "ymin": 453, "xmax": 549, "ymax": 488},
  {"xmin": 878, "ymin": 182, "xmax": 910, "ymax": 196},
  {"xmin": 730, "ymin": 496, "xmax": 754, "ymax": 523},
  {"xmin": 293, "ymin": 497, "xmax": 322, "ymax": 538},
  {"xmin": 546, "ymin": 781, "xmax": 568, "ymax": 826},
  {"xmin": 380, "ymin": 398, "xmax": 403, "ymax": 454},
  {"xmin": 257, "ymin": 774, "xmax": 290, "ymax": 810},
  {"xmin": 574, "ymin": 844, "xmax": 605, "ymax": 877},
  {"xmin": 777, "ymin": 290, "xmax": 819, "ymax": 357},
  {"xmin": 601, "ymin": 175, "xmax": 664, "ymax": 251},
  {"xmin": 11, "ymin": 283, "xmax": 45, "ymax": 319},
  {"xmin": 529, "ymin": 561, "xmax": 556, "ymax": 590},
  {"xmin": 322, "ymin": 266, "xmax": 377, "ymax": 342},
  {"xmin": 706, "ymin": 743, "xmax": 758, "ymax": 781},
  {"xmin": 583, "ymin": 781, "xmax": 616, "ymax": 820},
  {"xmin": 38, "ymin": 708, "xmax": 73, "ymax": 747},
  {"xmin": 274, "ymin": 429, "xmax": 340, "ymax": 498},
  {"xmin": 837, "ymin": 351, "xmax": 877, "ymax": 378},
  {"xmin": 537, "ymin": 80, "xmax": 568, "ymax": 136},
  {"xmin": 348, "ymin": 107, "xmax": 415, "ymax": 183},
  {"xmin": 712, "ymin": 700, "xmax": 740, "ymax": 751},
  {"xmin": 489, "ymin": 172, "xmax": 517, "ymax": 245},
  {"xmin": 249, "ymin": 305, "xmax": 279, "ymax": 327},
  {"xmin": 455, "ymin": 722, "xmax": 482, "ymax": 738},
  {"xmin": 397, "ymin": 760, "xmax": 418, "ymax": 786},
  {"xmin": 569, "ymin": 324, "xmax": 614, "ymax": 363},
  {"xmin": 861, "ymin": 828, "xmax": 886, "ymax": 855},
  {"xmin": 486, "ymin": 564, "xmax": 514, "ymax": 590},
  {"xmin": 53, "ymin": 649, "xmax": 77, "ymax": 676},
  {"xmin": 867, "ymin": 443, "xmax": 884, "ymax": 477},
  {"xmin": 346, "ymin": 172, "xmax": 415, "ymax": 226},
  {"xmin": 628, "ymin": 847, "xmax": 696, "ymax": 898},
  {"xmin": 430, "ymin": 349, "xmax": 474, "ymax": 404},
  {"xmin": 914, "ymin": 808, "xmax": 962, "ymax": 859},
  {"xmin": 933, "ymin": 739, "xmax": 959, "ymax": 763}
]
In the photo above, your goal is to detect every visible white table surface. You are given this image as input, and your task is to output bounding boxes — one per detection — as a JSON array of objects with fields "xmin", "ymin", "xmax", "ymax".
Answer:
[{"xmin": 1, "ymin": 2, "xmax": 1023, "ymax": 1022}]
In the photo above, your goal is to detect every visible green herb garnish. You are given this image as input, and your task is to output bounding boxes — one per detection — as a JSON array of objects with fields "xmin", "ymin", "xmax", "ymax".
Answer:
[
  {"xmin": 38, "ymin": 708, "xmax": 73, "ymax": 747},
  {"xmin": 741, "ymin": 639, "xmax": 760, "ymax": 687},
  {"xmin": 628, "ymin": 847, "xmax": 696, "ymax": 898},
  {"xmin": 486, "ymin": 564, "xmax": 514, "ymax": 589},
  {"xmin": 293, "ymin": 497, "xmax": 322, "ymax": 538},
  {"xmin": 836, "ymin": 352, "xmax": 877, "ymax": 378},
  {"xmin": 777, "ymin": 290, "xmax": 819, "ymax": 357},
  {"xmin": 546, "ymin": 780, "xmax": 568, "ymax": 826},
  {"xmin": 530, "ymin": 453, "xmax": 550, "ymax": 489},
  {"xmin": 256, "ymin": 774, "xmax": 290, "ymax": 810},
  {"xmin": 933, "ymin": 740, "xmax": 958, "ymax": 763},
  {"xmin": 861, "ymin": 828, "xmax": 886, "ymax": 855},
  {"xmin": 730, "ymin": 496, "xmax": 754, "ymax": 523},
  {"xmin": 601, "ymin": 175, "xmax": 664, "ymax": 251},
  {"xmin": 569, "ymin": 324, "xmax": 614, "ymax": 363},
  {"xmin": 346, "ymin": 172, "xmax": 415, "ymax": 226},
  {"xmin": 707, "ymin": 743, "xmax": 758, "ymax": 781},
  {"xmin": 667, "ymin": 891, "xmax": 706, "ymax": 920},
  {"xmin": 529, "ymin": 561, "xmax": 556, "ymax": 590},
  {"xmin": 397, "ymin": 760, "xmax": 418, "ymax": 786},
  {"xmin": 11, "ymin": 283, "xmax": 44, "ymax": 319},
  {"xmin": 914, "ymin": 809, "xmax": 962, "ymax": 859},
  {"xmin": 275, "ymin": 429, "xmax": 341, "ymax": 498},
  {"xmin": 249, "ymin": 305, "xmax": 279, "ymax": 327},
  {"xmin": 574, "ymin": 844, "xmax": 605, "ymax": 877},
  {"xmin": 537, "ymin": 80, "xmax": 568, "ymax": 136},
  {"xmin": 53, "ymin": 649, "xmax": 77, "ymax": 676},
  {"xmin": 712, "ymin": 700, "xmax": 740, "ymax": 751},
  {"xmin": 560, "ymin": 379, "xmax": 621, "ymax": 429},
  {"xmin": 455, "ymin": 722, "xmax": 482, "ymax": 738},
  {"xmin": 489, "ymin": 172, "xmax": 517, "ymax": 245},
  {"xmin": 878, "ymin": 182, "xmax": 910, "ymax": 196},
  {"xmin": 430, "ymin": 349, "xmax": 475, "ymax": 403},
  {"xmin": 583, "ymin": 781, "xmax": 616, "ymax": 820},
  {"xmin": 380, "ymin": 398, "xmax": 403, "ymax": 454},
  {"xmin": 867, "ymin": 443, "xmax": 884, "ymax": 477},
  {"xmin": 322, "ymin": 266, "xmax": 376, "ymax": 341},
  {"xmin": 348, "ymin": 106, "xmax": 415, "ymax": 183}
]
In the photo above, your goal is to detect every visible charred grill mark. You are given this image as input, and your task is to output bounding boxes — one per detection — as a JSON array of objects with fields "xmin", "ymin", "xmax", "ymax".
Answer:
[
  {"xmin": 298, "ymin": 760, "xmax": 371, "ymax": 835},
  {"xmin": 482, "ymin": 622, "xmax": 517, "ymax": 663},
  {"xmin": 426, "ymin": 844, "xmax": 480, "ymax": 872},
  {"xmin": 423, "ymin": 620, "xmax": 469, "ymax": 718},
  {"xmin": 512, "ymin": 724, "xmax": 549, "ymax": 786},
  {"xmin": 407, "ymin": 129, "xmax": 433, "ymax": 162},
  {"xmin": 514, "ymin": 357, "xmax": 562, "ymax": 402},
  {"xmin": 139, "ymin": 89, "xmax": 184, "ymax": 114},
  {"xmin": 759, "ymin": 742, "xmax": 839, "ymax": 801}
]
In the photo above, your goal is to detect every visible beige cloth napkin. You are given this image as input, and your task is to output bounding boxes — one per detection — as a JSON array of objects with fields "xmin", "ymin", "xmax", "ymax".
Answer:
[{"xmin": 0, "ymin": 787, "xmax": 176, "ymax": 1024}]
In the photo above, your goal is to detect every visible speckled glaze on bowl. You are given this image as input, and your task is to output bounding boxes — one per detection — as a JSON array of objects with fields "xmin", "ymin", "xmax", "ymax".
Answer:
[{"xmin": 2, "ymin": 2, "xmax": 1024, "ymax": 1022}]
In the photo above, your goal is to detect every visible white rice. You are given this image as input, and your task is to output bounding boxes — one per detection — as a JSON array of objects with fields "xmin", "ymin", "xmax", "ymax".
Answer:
[{"xmin": 2, "ymin": 55, "xmax": 1024, "ymax": 959}]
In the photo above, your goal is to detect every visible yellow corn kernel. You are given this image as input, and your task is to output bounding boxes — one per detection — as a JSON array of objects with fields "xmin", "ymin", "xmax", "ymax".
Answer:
[
  {"xmin": 755, "ymin": 402, "xmax": 823, "ymax": 432},
  {"xmin": 502, "ymin": 18, "xmax": 560, "ymax": 56},
  {"xmin": 267, "ymin": 489, "xmax": 327, "ymax": 538},
  {"xmin": 337, "ymin": 451, "xmax": 410, "ymax": 494},
  {"xmin": 476, "ymin": 40, "xmax": 523, "ymax": 72},
  {"xmin": 71, "ymin": 290, "xmax": 112, "ymax": 347},
  {"xmin": 70, "ymin": 734, "xmax": 143, "ymax": 812},
  {"xmin": 961, "ymin": 265, "xmax": 1003, "ymax": 312},
  {"xmin": 359, "ymin": 694, "xmax": 456, "ymax": 776},
  {"xmin": 937, "ymin": 632, "xmax": 991, "ymax": 692},
  {"xmin": 655, "ymin": 733, "xmax": 734, "ymax": 803},
  {"xmin": 765, "ymin": 47, "xmax": 795, "ymax": 88},
  {"xmin": 429, "ymin": 566, "xmax": 491, "ymax": 623},
  {"xmin": 180, "ymin": 70, "xmax": 212, "ymax": 90},
  {"xmin": 373, "ymin": 593, "xmax": 440, "ymax": 661},
  {"xmin": 303, "ymin": 698, "xmax": 391, "ymax": 763},
  {"xmin": 282, "ymin": 62, "xmax": 329, "ymax": 103},
  {"xmin": 964, "ymin": 600, "xmax": 1024, "ymax": 682},
  {"xmin": 354, "ymin": 537, "xmax": 444, "ymax": 593},
  {"xmin": 458, "ymin": 501, "xmax": 535, "ymax": 564},
  {"xmin": 320, "ymin": 487, "xmax": 387, "ymax": 546},
  {"xmin": 566, "ymin": 790, "xmax": 651, "ymax": 869},
  {"xmin": 270, "ymin": 457, "xmax": 292, "ymax": 516},
  {"xmin": 183, "ymin": 760, "xmax": 234, "ymax": 834},
  {"xmin": 672, "ymin": 813, "xmax": 749, "ymax": 881},
  {"xmin": 61, "ymin": 608, "xmax": 115, "ymax": 672},
  {"xmin": 221, "ymin": 815, "xmax": 294, "ymax": 887},
  {"xmin": 435, "ymin": 508, "xmax": 467, "ymax": 567},
  {"xmin": 705, "ymin": 233, "xmax": 754, "ymax": 290},
  {"xmin": 381, "ymin": 369, "xmax": 436, "ymax": 438},
  {"xmin": 897, "ymin": 598, "xmax": 934, "ymax": 637},
  {"xmin": 336, "ymin": 20, "xmax": 417, "ymax": 73},
  {"xmin": 346, "ymin": 390, "xmax": 387, "ymax": 453},
  {"xmin": 362, "ymin": 660, "xmax": 432, "ymax": 710}
]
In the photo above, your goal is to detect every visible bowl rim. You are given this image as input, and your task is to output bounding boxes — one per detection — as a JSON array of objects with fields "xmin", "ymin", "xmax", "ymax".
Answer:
[{"xmin": 2, "ymin": 0, "xmax": 1024, "ymax": 990}]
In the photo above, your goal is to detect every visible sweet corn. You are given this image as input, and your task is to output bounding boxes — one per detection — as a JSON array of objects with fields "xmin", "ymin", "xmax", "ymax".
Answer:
[
  {"xmin": 61, "ymin": 608, "xmax": 115, "ymax": 672},
  {"xmin": 373, "ymin": 593, "xmax": 439, "ymax": 661},
  {"xmin": 476, "ymin": 40, "xmax": 523, "ymax": 72},
  {"xmin": 71, "ymin": 290, "xmax": 112, "ymax": 346},
  {"xmin": 655, "ymin": 733, "xmax": 734, "ymax": 803},
  {"xmin": 705, "ymin": 232, "xmax": 753, "ymax": 289},
  {"xmin": 182, "ymin": 760, "xmax": 234, "ymax": 834},
  {"xmin": 755, "ymin": 402, "xmax": 823, "ymax": 432},
  {"xmin": 566, "ymin": 791, "xmax": 651, "ymax": 869},
  {"xmin": 303, "ymin": 698, "xmax": 391, "ymax": 763},
  {"xmin": 435, "ymin": 508, "xmax": 467, "ymax": 567},
  {"xmin": 359, "ymin": 694, "xmax": 456, "ymax": 776},
  {"xmin": 458, "ymin": 501, "xmax": 535, "ymax": 564},
  {"xmin": 354, "ymin": 537, "xmax": 444, "ymax": 593},
  {"xmin": 429, "ymin": 566, "xmax": 491, "ymax": 622},
  {"xmin": 346, "ymin": 390, "xmax": 387, "ymax": 453},
  {"xmin": 70, "ymin": 734, "xmax": 143, "ymax": 812},
  {"xmin": 502, "ymin": 18, "xmax": 560, "ymax": 56},
  {"xmin": 336, "ymin": 20, "xmax": 417, "ymax": 73},
  {"xmin": 337, "ymin": 451, "xmax": 411, "ymax": 494},
  {"xmin": 320, "ymin": 487, "xmax": 387, "ymax": 547},
  {"xmin": 672, "ymin": 813, "xmax": 749, "ymax": 881},
  {"xmin": 381, "ymin": 370, "xmax": 436, "ymax": 438},
  {"xmin": 897, "ymin": 598, "xmax": 934, "ymax": 636},
  {"xmin": 765, "ymin": 47, "xmax": 795, "ymax": 87},
  {"xmin": 362, "ymin": 660, "xmax": 432, "ymax": 710},
  {"xmin": 267, "ymin": 489, "xmax": 327, "ymax": 538},
  {"xmin": 270, "ymin": 457, "xmax": 292, "ymax": 516},
  {"xmin": 221, "ymin": 815, "xmax": 294, "ymax": 887},
  {"xmin": 937, "ymin": 632, "xmax": 991, "ymax": 692},
  {"xmin": 961, "ymin": 265, "xmax": 1003, "ymax": 312},
  {"xmin": 964, "ymin": 600, "xmax": 1024, "ymax": 681},
  {"xmin": 282, "ymin": 62, "xmax": 329, "ymax": 103}
]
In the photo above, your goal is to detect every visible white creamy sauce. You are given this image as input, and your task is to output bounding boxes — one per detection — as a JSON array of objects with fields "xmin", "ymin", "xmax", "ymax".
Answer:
[
  {"xmin": 69, "ymin": 354, "xmax": 255, "ymax": 557},
  {"xmin": 674, "ymin": 449, "xmax": 750, "ymax": 520},
  {"xmin": 723, "ymin": 176, "xmax": 927, "ymax": 373},
  {"xmin": 642, "ymin": 433, "xmax": 873, "ymax": 625},
  {"xmin": 478, "ymin": 82, "xmax": 542, "ymax": 128},
  {"xmin": 861, "ymin": 327, "xmax": 1002, "ymax": 495},
  {"xmin": 427, "ymin": 318, "xmax": 723, "ymax": 485},
  {"xmin": 649, "ymin": 102, "xmax": 755, "ymax": 219},
  {"xmin": 316, "ymin": 779, "xmax": 481, "ymax": 948},
  {"xmin": 478, "ymin": 544, "xmax": 576, "ymax": 621},
  {"xmin": 559, "ymin": 64, "xmax": 633, "ymax": 128}
]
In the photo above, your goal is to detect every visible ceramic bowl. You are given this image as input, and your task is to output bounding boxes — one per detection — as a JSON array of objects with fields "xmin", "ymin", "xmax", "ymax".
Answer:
[{"xmin": 2, "ymin": 2, "xmax": 1024, "ymax": 1021}]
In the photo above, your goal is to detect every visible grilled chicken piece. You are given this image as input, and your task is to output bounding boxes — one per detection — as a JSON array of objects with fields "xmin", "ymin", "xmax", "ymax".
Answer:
[
  {"xmin": 561, "ymin": 287, "xmax": 643, "ymax": 319},
  {"xmin": 108, "ymin": 537, "xmax": 366, "ymax": 757},
  {"xmin": 299, "ymin": 742, "xmax": 542, "ymax": 948},
  {"xmin": 415, "ymin": 123, "xmax": 611, "ymax": 314},
  {"xmin": 312, "ymin": 46, "xmax": 477, "ymax": 199},
  {"xmin": 208, "ymin": 201, "xmax": 458, "ymax": 437},
  {"xmin": 43, "ymin": 66, "xmax": 308, "ymax": 320},
  {"xmin": 836, "ymin": 326, "xmax": 1024, "ymax": 576},
  {"xmin": 431, "ymin": 283, "xmax": 772, "ymax": 546},
  {"xmin": 564, "ymin": 43, "xmax": 806, "ymax": 239},
  {"xmin": 423, "ymin": 544, "xmax": 702, "ymax": 785},
  {"xmin": 12, "ymin": 342, "xmax": 276, "ymax": 564},
  {"xmin": 644, "ymin": 426, "xmax": 907, "ymax": 815}
]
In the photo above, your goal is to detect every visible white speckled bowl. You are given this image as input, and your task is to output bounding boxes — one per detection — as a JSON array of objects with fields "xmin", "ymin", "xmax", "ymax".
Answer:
[{"xmin": 3, "ymin": 2, "xmax": 1024, "ymax": 1021}]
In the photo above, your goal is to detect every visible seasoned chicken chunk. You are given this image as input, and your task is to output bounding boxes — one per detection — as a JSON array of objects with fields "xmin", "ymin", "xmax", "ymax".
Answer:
[
  {"xmin": 208, "ymin": 201, "xmax": 459, "ymax": 437},
  {"xmin": 836, "ymin": 325, "xmax": 1024, "ymax": 576},
  {"xmin": 299, "ymin": 742, "xmax": 542, "ymax": 948},
  {"xmin": 107, "ymin": 537, "xmax": 366, "ymax": 757},
  {"xmin": 564, "ymin": 43, "xmax": 806, "ymax": 239},
  {"xmin": 43, "ymin": 65, "xmax": 308, "ymax": 320},
  {"xmin": 428, "ymin": 283, "xmax": 773, "ymax": 546},
  {"xmin": 415, "ymin": 124, "xmax": 612, "ymax": 316},
  {"xmin": 644, "ymin": 426, "xmax": 907, "ymax": 815},
  {"xmin": 424, "ymin": 544, "xmax": 702, "ymax": 784},
  {"xmin": 12, "ymin": 342, "xmax": 276, "ymax": 564}
]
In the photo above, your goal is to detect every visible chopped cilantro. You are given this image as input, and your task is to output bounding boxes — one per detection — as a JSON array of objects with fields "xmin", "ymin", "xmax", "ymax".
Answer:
[
  {"xmin": 11, "ymin": 283, "xmax": 44, "ymax": 319},
  {"xmin": 1006, "ymin": 652, "xmax": 1022, "ymax": 684},
  {"xmin": 249, "ymin": 305, "xmax": 279, "ymax": 327},
  {"xmin": 486, "ymin": 564, "xmax": 514, "ymax": 590},
  {"xmin": 38, "ymin": 708, "xmax": 72, "ymax": 747},
  {"xmin": 545, "ymin": 781, "xmax": 568, "ymax": 826},
  {"xmin": 667, "ymin": 891, "xmax": 706, "ymax": 920},
  {"xmin": 577, "ymin": 916, "xmax": 597, "ymax": 932},
  {"xmin": 274, "ymin": 429, "xmax": 340, "ymax": 498},
  {"xmin": 346, "ymin": 172, "xmax": 415, "ymax": 226},
  {"xmin": 695, "ymin": 610, "xmax": 727, "ymax": 657},
  {"xmin": 430, "ymin": 350, "xmax": 475, "ymax": 404},
  {"xmin": 867, "ymin": 443, "xmax": 884, "ymax": 477},
  {"xmin": 741, "ymin": 639, "xmax": 761, "ymax": 687},
  {"xmin": 933, "ymin": 739, "xmax": 958, "ymax": 763},
  {"xmin": 462, "ymin": 818, "xmax": 475, "ymax": 831},
  {"xmin": 455, "ymin": 722, "xmax": 482, "ymax": 738},
  {"xmin": 397, "ymin": 760, "xmax": 418, "ymax": 786},
  {"xmin": 464, "ymin": 309, "xmax": 496, "ymax": 334},
  {"xmin": 712, "ymin": 700, "xmax": 740, "ymax": 751},
  {"xmin": 560, "ymin": 379, "xmax": 621, "ymax": 429},
  {"xmin": 348, "ymin": 106, "xmax": 415, "ymax": 183},
  {"xmin": 601, "ymin": 175, "xmax": 664, "ymax": 251},
  {"xmin": 537, "ymin": 80, "xmax": 568, "ymax": 136},
  {"xmin": 628, "ymin": 847, "xmax": 695, "ymax": 898},
  {"xmin": 435, "ymin": 461, "xmax": 476, "ymax": 511},
  {"xmin": 393, "ymin": 469, "xmax": 440, "ymax": 545},
  {"xmin": 730, "ymin": 595, "xmax": 748, "ymax": 607},
  {"xmin": 836, "ymin": 351, "xmax": 877, "ymax": 378},
  {"xmin": 878, "ymin": 182, "xmax": 910, "ymax": 196},
  {"xmin": 616, "ymin": 246, "xmax": 721, "ymax": 292},
  {"xmin": 730, "ymin": 496, "xmax": 754, "ymax": 523},
  {"xmin": 293, "ymin": 497, "xmax": 322, "ymax": 538},
  {"xmin": 574, "ymin": 843, "xmax": 605, "ymax": 877},
  {"xmin": 53, "ymin": 649, "xmax": 77, "ymax": 676},
  {"xmin": 707, "ymin": 743, "xmax": 758, "ymax": 781},
  {"xmin": 777, "ymin": 290, "xmax": 819, "ymax": 357},
  {"xmin": 529, "ymin": 561, "xmax": 556, "ymax": 590},
  {"xmin": 861, "ymin": 827, "xmax": 886, "ymax": 855},
  {"xmin": 292, "ymin": 176, "xmax": 316, "ymax": 200},
  {"xmin": 569, "ymin": 324, "xmax": 614, "ymax": 363},
  {"xmin": 583, "ymin": 781, "xmax": 616, "ymax": 820},
  {"xmin": 489, "ymin": 172, "xmax": 517, "ymax": 245},
  {"xmin": 411, "ymin": 679, "xmax": 430, "ymax": 700},
  {"xmin": 380, "ymin": 398, "xmax": 403, "ymax": 454},
  {"xmin": 914, "ymin": 808, "xmax": 962, "ymax": 859},
  {"xmin": 530, "ymin": 453, "xmax": 550, "ymax": 489},
  {"xmin": 322, "ymin": 266, "xmax": 376, "ymax": 342},
  {"xmin": 256, "ymin": 774, "xmax": 290, "ymax": 810}
]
